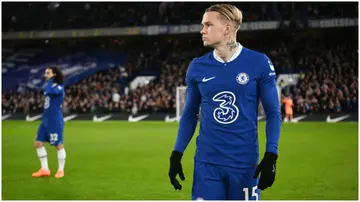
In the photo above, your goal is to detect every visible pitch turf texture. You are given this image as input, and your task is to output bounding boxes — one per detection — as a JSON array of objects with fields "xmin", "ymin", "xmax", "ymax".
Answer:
[{"xmin": 2, "ymin": 121, "xmax": 358, "ymax": 200}]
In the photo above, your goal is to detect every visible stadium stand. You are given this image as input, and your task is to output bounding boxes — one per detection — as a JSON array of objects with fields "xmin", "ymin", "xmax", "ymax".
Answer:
[
  {"xmin": 289, "ymin": 43, "xmax": 358, "ymax": 114},
  {"xmin": 2, "ymin": 2, "xmax": 358, "ymax": 117},
  {"xmin": 2, "ymin": 2, "xmax": 358, "ymax": 31}
]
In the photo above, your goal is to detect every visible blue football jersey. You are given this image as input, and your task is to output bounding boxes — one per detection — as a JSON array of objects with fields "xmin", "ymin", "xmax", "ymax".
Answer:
[
  {"xmin": 42, "ymin": 78, "xmax": 65, "ymax": 129},
  {"xmin": 174, "ymin": 44, "xmax": 281, "ymax": 169}
]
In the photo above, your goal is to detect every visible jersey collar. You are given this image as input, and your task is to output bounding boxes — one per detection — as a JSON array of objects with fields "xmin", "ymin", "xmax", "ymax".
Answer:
[{"xmin": 213, "ymin": 43, "xmax": 243, "ymax": 63}]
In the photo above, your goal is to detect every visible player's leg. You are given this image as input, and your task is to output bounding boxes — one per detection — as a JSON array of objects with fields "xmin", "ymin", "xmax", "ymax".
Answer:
[
  {"xmin": 48, "ymin": 127, "xmax": 66, "ymax": 178},
  {"xmin": 283, "ymin": 114, "xmax": 288, "ymax": 123},
  {"xmin": 192, "ymin": 162, "xmax": 226, "ymax": 200},
  {"xmin": 286, "ymin": 114, "xmax": 290, "ymax": 122},
  {"xmin": 32, "ymin": 123, "xmax": 50, "ymax": 178},
  {"xmin": 225, "ymin": 167, "xmax": 260, "ymax": 200},
  {"xmin": 55, "ymin": 143, "xmax": 66, "ymax": 178},
  {"xmin": 286, "ymin": 108, "xmax": 293, "ymax": 122}
]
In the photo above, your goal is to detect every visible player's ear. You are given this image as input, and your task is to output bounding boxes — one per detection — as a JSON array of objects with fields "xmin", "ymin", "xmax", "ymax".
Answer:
[{"xmin": 224, "ymin": 23, "xmax": 231, "ymax": 35}]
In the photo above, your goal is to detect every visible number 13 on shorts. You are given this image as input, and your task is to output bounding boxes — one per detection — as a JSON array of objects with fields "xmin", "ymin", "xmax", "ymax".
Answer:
[{"xmin": 243, "ymin": 186, "xmax": 259, "ymax": 201}]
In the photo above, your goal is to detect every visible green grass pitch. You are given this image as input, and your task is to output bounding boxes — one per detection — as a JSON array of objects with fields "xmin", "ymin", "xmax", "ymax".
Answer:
[{"xmin": 2, "ymin": 121, "xmax": 358, "ymax": 200}]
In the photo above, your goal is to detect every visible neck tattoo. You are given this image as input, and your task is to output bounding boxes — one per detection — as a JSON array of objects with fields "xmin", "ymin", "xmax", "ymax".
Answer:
[{"xmin": 226, "ymin": 40, "xmax": 238, "ymax": 52}]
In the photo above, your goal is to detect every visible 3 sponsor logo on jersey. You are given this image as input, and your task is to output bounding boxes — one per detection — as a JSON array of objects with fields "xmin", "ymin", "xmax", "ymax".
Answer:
[{"xmin": 212, "ymin": 91, "xmax": 239, "ymax": 124}]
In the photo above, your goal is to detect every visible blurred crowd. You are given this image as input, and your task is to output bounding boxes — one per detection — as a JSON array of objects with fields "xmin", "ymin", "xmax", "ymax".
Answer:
[
  {"xmin": 3, "ymin": 2, "xmax": 358, "ymax": 31},
  {"xmin": 2, "ymin": 36, "xmax": 207, "ymax": 115},
  {"xmin": 1, "ymin": 60, "xmax": 189, "ymax": 115},
  {"xmin": 2, "ymin": 67, "xmax": 129, "ymax": 114},
  {"xmin": 3, "ymin": 35, "xmax": 357, "ymax": 115},
  {"xmin": 283, "ymin": 43, "xmax": 358, "ymax": 114},
  {"xmin": 2, "ymin": 17, "xmax": 358, "ymax": 116}
]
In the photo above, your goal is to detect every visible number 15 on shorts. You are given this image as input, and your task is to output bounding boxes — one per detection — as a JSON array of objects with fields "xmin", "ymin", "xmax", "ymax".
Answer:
[{"xmin": 243, "ymin": 186, "xmax": 259, "ymax": 201}]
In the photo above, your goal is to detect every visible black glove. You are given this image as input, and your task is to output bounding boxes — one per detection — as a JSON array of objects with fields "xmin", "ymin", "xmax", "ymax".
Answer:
[
  {"xmin": 168, "ymin": 150, "xmax": 185, "ymax": 190},
  {"xmin": 254, "ymin": 152, "xmax": 278, "ymax": 190}
]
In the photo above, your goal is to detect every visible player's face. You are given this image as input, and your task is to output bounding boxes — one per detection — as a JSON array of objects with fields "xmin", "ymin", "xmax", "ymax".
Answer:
[
  {"xmin": 44, "ymin": 68, "xmax": 55, "ymax": 81},
  {"xmin": 200, "ymin": 12, "xmax": 228, "ymax": 48}
]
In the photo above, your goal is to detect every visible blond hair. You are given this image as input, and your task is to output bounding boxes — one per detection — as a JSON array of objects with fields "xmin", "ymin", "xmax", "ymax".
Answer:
[{"xmin": 205, "ymin": 4, "xmax": 243, "ymax": 31}]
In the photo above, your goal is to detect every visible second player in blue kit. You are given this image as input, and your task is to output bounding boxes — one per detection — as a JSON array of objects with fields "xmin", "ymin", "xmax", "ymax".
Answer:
[
  {"xmin": 32, "ymin": 67, "xmax": 67, "ymax": 179},
  {"xmin": 168, "ymin": 4, "xmax": 281, "ymax": 200}
]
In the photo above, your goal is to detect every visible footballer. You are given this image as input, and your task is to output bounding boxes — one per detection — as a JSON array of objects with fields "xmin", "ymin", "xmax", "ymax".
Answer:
[
  {"xmin": 168, "ymin": 4, "xmax": 281, "ymax": 200},
  {"xmin": 32, "ymin": 67, "xmax": 66, "ymax": 179}
]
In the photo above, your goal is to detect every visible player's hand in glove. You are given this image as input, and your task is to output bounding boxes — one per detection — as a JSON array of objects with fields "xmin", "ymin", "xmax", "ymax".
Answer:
[
  {"xmin": 168, "ymin": 150, "xmax": 185, "ymax": 190},
  {"xmin": 254, "ymin": 152, "xmax": 278, "ymax": 190}
]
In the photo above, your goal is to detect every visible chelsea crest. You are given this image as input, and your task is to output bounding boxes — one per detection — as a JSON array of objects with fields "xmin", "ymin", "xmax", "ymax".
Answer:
[{"xmin": 236, "ymin": 72, "xmax": 249, "ymax": 85}]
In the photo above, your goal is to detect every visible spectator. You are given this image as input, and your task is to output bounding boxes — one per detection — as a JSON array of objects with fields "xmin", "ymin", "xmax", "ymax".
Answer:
[
  {"xmin": 2, "ymin": 2, "xmax": 357, "ymax": 32},
  {"xmin": 2, "ymin": 30, "xmax": 357, "ymax": 116}
]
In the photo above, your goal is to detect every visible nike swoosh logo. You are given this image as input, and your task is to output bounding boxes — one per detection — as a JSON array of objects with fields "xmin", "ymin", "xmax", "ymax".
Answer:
[
  {"xmin": 291, "ymin": 115, "xmax": 307, "ymax": 123},
  {"xmin": 93, "ymin": 114, "xmax": 112, "ymax": 122},
  {"xmin": 26, "ymin": 114, "xmax": 42, "ymax": 121},
  {"xmin": 165, "ymin": 115, "xmax": 177, "ymax": 122},
  {"xmin": 64, "ymin": 114, "xmax": 78, "ymax": 122},
  {"xmin": 128, "ymin": 114, "xmax": 149, "ymax": 122},
  {"xmin": 202, "ymin": 76, "xmax": 216, "ymax": 82},
  {"xmin": 2, "ymin": 114, "xmax": 12, "ymax": 120},
  {"xmin": 326, "ymin": 114, "xmax": 350, "ymax": 123}
]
